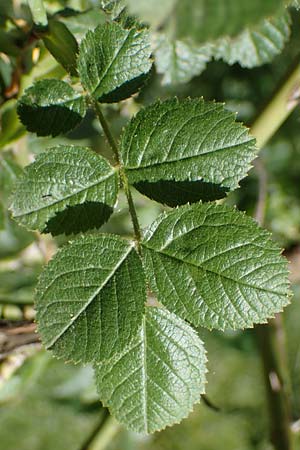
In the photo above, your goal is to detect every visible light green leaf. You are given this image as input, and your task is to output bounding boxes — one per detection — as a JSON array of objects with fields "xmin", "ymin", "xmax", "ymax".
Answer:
[
  {"xmin": 120, "ymin": 98, "xmax": 256, "ymax": 206},
  {"xmin": 36, "ymin": 234, "xmax": 146, "ymax": 364},
  {"xmin": 141, "ymin": 203, "xmax": 290, "ymax": 330},
  {"xmin": 126, "ymin": 0, "xmax": 176, "ymax": 28},
  {"xmin": 17, "ymin": 80, "xmax": 86, "ymax": 137},
  {"xmin": 0, "ymin": 100, "xmax": 26, "ymax": 149},
  {"xmin": 11, "ymin": 146, "xmax": 118, "ymax": 236},
  {"xmin": 95, "ymin": 307, "xmax": 207, "ymax": 433},
  {"xmin": 77, "ymin": 22, "xmax": 152, "ymax": 103},
  {"xmin": 154, "ymin": 35, "xmax": 213, "ymax": 85},
  {"xmin": 215, "ymin": 9, "xmax": 291, "ymax": 68},
  {"xmin": 175, "ymin": 0, "xmax": 283, "ymax": 43}
]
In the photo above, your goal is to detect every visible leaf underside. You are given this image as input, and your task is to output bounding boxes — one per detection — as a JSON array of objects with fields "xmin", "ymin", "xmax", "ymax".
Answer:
[
  {"xmin": 17, "ymin": 80, "xmax": 86, "ymax": 137},
  {"xmin": 36, "ymin": 234, "xmax": 146, "ymax": 364},
  {"xmin": 121, "ymin": 98, "xmax": 256, "ymax": 206},
  {"xmin": 10, "ymin": 146, "xmax": 118, "ymax": 236},
  {"xmin": 95, "ymin": 307, "xmax": 207, "ymax": 433},
  {"xmin": 142, "ymin": 203, "xmax": 290, "ymax": 330}
]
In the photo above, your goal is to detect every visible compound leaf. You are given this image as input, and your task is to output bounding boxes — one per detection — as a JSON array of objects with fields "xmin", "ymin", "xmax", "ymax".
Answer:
[
  {"xmin": 95, "ymin": 307, "xmax": 207, "ymax": 433},
  {"xmin": 78, "ymin": 21, "xmax": 152, "ymax": 103},
  {"xmin": 36, "ymin": 234, "xmax": 146, "ymax": 363},
  {"xmin": 120, "ymin": 98, "xmax": 256, "ymax": 206},
  {"xmin": 215, "ymin": 8, "xmax": 291, "ymax": 68},
  {"xmin": 17, "ymin": 80, "xmax": 86, "ymax": 137},
  {"xmin": 11, "ymin": 146, "xmax": 118, "ymax": 236},
  {"xmin": 141, "ymin": 203, "xmax": 290, "ymax": 330}
]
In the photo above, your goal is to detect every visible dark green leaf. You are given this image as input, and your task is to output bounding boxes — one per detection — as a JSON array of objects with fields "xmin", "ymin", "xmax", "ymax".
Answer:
[
  {"xmin": 78, "ymin": 21, "xmax": 152, "ymax": 103},
  {"xmin": 42, "ymin": 19, "xmax": 79, "ymax": 76},
  {"xmin": 36, "ymin": 234, "xmax": 146, "ymax": 363},
  {"xmin": 95, "ymin": 307, "xmax": 207, "ymax": 433},
  {"xmin": 11, "ymin": 146, "xmax": 118, "ymax": 235},
  {"xmin": 17, "ymin": 80, "xmax": 86, "ymax": 137},
  {"xmin": 142, "ymin": 203, "xmax": 290, "ymax": 330},
  {"xmin": 120, "ymin": 98, "xmax": 256, "ymax": 206}
]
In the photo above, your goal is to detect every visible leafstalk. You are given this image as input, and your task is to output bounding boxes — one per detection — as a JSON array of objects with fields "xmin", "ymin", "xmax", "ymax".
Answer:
[
  {"xmin": 93, "ymin": 102, "xmax": 142, "ymax": 247},
  {"xmin": 250, "ymin": 58, "xmax": 300, "ymax": 450}
]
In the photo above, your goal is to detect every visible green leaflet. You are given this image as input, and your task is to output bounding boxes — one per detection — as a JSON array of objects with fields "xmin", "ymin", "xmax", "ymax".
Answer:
[
  {"xmin": 141, "ymin": 203, "xmax": 290, "ymax": 330},
  {"xmin": 10, "ymin": 146, "xmax": 118, "ymax": 236},
  {"xmin": 215, "ymin": 8, "xmax": 291, "ymax": 68},
  {"xmin": 17, "ymin": 80, "xmax": 86, "ymax": 137},
  {"xmin": 120, "ymin": 98, "xmax": 256, "ymax": 206},
  {"xmin": 42, "ymin": 19, "xmax": 79, "ymax": 76},
  {"xmin": 77, "ymin": 21, "xmax": 152, "ymax": 103},
  {"xmin": 175, "ymin": 0, "xmax": 283, "ymax": 43},
  {"xmin": 95, "ymin": 307, "xmax": 207, "ymax": 433},
  {"xmin": 36, "ymin": 234, "xmax": 146, "ymax": 363},
  {"xmin": 154, "ymin": 35, "xmax": 214, "ymax": 85}
]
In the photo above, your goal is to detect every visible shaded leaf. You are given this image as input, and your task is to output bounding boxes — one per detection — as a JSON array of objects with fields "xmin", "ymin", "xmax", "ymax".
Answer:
[
  {"xmin": 154, "ymin": 35, "xmax": 213, "ymax": 85},
  {"xmin": 120, "ymin": 98, "xmax": 256, "ymax": 206},
  {"xmin": 78, "ymin": 21, "xmax": 152, "ymax": 103},
  {"xmin": 142, "ymin": 203, "xmax": 290, "ymax": 330},
  {"xmin": 17, "ymin": 80, "xmax": 86, "ymax": 137},
  {"xmin": 215, "ymin": 8, "xmax": 291, "ymax": 68},
  {"xmin": 175, "ymin": 0, "xmax": 283, "ymax": 43},
  {"xmin": 95, "ymin": 307, "xmax": 207, "ymax": 433},
  {"xmin": 36, "ymin": 234, "xmax": 146, "ymax": 363},
  {"xmin": 11, "ymin": 146, "xmax": 118, "ymax": 236}
]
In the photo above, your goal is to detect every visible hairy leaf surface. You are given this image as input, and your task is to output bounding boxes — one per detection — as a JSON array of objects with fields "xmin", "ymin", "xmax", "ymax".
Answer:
[
  {"xmin": 142, "ymin": 203, "xmax": 290, "ymax": 330},
  {"xmin": 36, "ymin": 234, "xmax": 146, "ymax": 363},
  {"xmin": 95, "ymin": 307, "xmax": 207, "ymax": 433},
  {"xmin": 120, "ymin": 98, "xmax": 256, "ymax": 206},
  {"xmin": 17, "ymin": 80, "xmax": 86, "ymax": 137},
  {"xmin": 78, "ymin": 22, "xmax": 152, "ymax": 103},
  {"xmin": 11, "ymin": 146, "xmax": 118, "ymax": 235}
]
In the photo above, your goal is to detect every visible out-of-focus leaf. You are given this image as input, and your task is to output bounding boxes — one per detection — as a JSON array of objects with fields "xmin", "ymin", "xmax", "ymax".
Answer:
[
  {"xmin": 215, "ymin": 8, "xmax": 291, "ymax": 68},
  {"xmin": 0, "ymin": 100, "xmax": 26, "ymax": 148},
  {"xmin": 154, "ymin": 35, "xmax": 213, "ymax": 85}
]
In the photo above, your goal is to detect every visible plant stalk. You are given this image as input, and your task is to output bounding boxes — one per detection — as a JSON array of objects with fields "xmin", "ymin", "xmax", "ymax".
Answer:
[
  {"xmin": 250, "ymin": 59, "xmax": 300, "ymax": 450},
  {"xmin": 93, "ymin": 102, "xmax": 142, "ymax": 246}
]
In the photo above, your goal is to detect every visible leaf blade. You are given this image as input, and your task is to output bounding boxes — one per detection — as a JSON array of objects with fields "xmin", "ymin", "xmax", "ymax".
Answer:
[
  {"xmin": 10, "ymin": 145, "xmax": 119, "ymax": 236},
  {"xmin": 95, "ymin": 307, "xmax": 207, "ymax": 433},
  {"xmin": 142, "ymin": 203, "xmax": 290, "ymax": 330},
  {"xmin": 78, "ymin": 21, "xmax": 152, "ymax": 103},
  {"xmin": 36, "ymin": 234, "xmax": 146, "ymax": 363},
  {"xmin": 121, "ymin": 98, "xmax": 256, "ymax": 206},
  {"xmin": 17, "ymin": 80, "xmax": 86, "ymax": 137}
]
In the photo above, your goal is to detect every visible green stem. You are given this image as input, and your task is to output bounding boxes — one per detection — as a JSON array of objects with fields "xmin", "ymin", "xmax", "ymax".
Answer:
[
  {"xmin": 250, "ymin": 59, "xmax": 300, "ymax": 450},
  {"xmin": 251, "ymin": 59, "xmax": 300, "ymax": 148},
  {"xmin": 86, "ymin": 416, "xmax": 122, "ymax": 450},
  {"xmin": 93, "ymin": 102, "xmax": 142, "ymax": 246}
]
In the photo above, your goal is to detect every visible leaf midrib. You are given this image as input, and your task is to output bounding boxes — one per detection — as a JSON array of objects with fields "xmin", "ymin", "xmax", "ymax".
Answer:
[
  {"xmin": 13, "ymin": 169, "xmax": 116, "ymax": 218},
  {"xmin": 142, "ymin": 243, "xmax": 287, "ymax": 297},
  {"xmin": 44, "ymin": 243, "xmax": 134, "ymax": 349}
]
